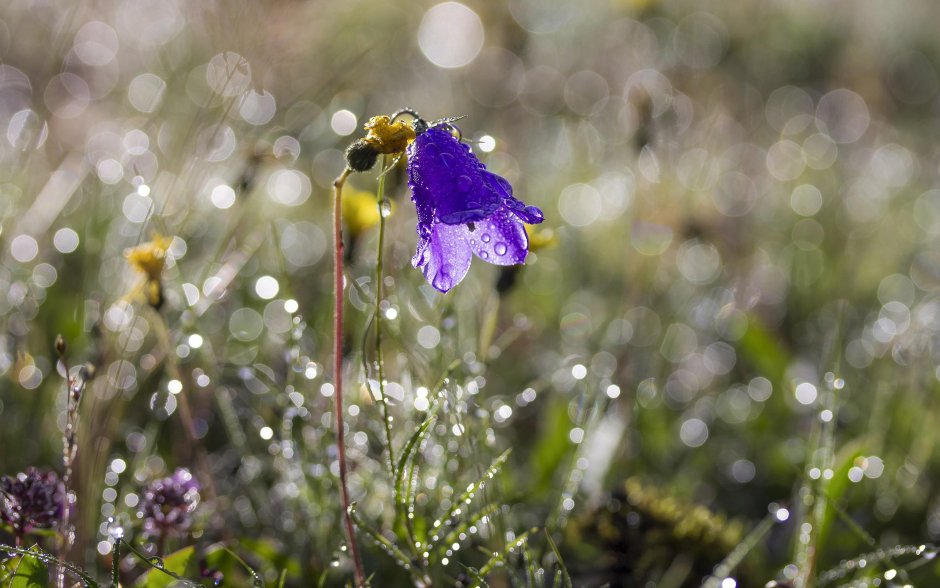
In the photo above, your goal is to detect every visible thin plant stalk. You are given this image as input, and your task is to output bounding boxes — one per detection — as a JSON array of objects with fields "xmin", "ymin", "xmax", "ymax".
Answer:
[
  {"xmin": 332, "ymin": 167, "xmax": 366, "ymax": 587},
  {"xmin": 55, "ymin": 335, "xmax": 86, "ymax": 588},
  {"xmin": 372, "ymin": 158, "xmax": 399, "ymax": 500}
]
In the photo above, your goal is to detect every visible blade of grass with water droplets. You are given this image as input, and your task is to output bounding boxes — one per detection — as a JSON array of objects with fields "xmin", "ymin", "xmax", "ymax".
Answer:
[
  {"xmin": 429, "ymin": 449, "xmax": 510, "ymax": 551},
  {"xmin": 544, "ymin": 530, "xmax": 572, "ymax": 588}
]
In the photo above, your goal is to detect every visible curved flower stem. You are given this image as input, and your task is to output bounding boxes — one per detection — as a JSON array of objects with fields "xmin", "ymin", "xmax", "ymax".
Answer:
[
  {"xmin": 332, "ymin": 167, "xmax": 366, "ymax": 588},
  {"xmin": 373, "ymin": 159, "xmax": 397, "ymax": 484}
]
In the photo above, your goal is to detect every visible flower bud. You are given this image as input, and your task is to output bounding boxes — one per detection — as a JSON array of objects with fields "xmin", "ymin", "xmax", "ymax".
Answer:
[{"xmin": 345, "ymin": 140, "xmax": 379, "ymax": 173}]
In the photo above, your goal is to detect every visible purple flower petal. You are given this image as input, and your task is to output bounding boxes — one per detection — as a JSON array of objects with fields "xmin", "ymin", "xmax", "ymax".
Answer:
[
  {"xmin": 407, "ymin": 128, "xmax": 502, "ymax": 225},
  {"xmin": 467, "ymin": 208, "xmax": 528, "ymax": 266},
  {"xmin": 480, "ymin": 170, "xmax": 544, "ymax": 224},
  {"xmin": 412, "ymin": 221, "xmax": 472, "ymax": 293},
  {"xmin": 406, "ymin": 121, "xmax": 547, "ymax": 292}
]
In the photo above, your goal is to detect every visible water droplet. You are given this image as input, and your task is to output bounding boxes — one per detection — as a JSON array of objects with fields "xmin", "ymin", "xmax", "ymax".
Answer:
[
  {"xmin": 149, "ymin": 556, "xmax": 165, "ymax": 569},
  {"xmin": 481, "ymin": 233, "xmax": 491, "ymax": 243},
  {"xmin": 330, "ymin": 558, "xmax": 340, "ymax": 567},
  {"xmin": 379, "ymin": 198, "xmax": 392, "ymax": 218},
  {"xmin": 494, "ymin": 242, "xmax": 507, "ymax": 255},
  {"xmin": 480, "ymin": 251, "xmax": 489, "ymax": 259}
]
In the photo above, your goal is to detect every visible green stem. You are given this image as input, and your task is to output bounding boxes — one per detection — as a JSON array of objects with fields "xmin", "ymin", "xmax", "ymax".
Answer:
[
  {"xmin": 373, "ymin": 158, "xmax": 413, "ymax": 551},
  {"xmin": 374, "ymin": 157, "xmax": 397, "ymax": 479}
]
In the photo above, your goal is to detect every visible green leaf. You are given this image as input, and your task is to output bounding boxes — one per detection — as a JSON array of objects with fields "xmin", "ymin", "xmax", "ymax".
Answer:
[
  {"xmin": 7, "ymin": 547, "xmax": 49, "ymax": 588},
  {"xmin": 394, "ymin": 415, "xmax": 436, "ymax": 527},
  {"xmin": 133, "ymin": 545, "xmax": 199, "ymax": 588}
]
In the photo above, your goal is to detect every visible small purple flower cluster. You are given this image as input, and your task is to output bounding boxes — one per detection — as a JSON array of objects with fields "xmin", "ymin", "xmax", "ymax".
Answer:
[
  {"xmin": 138, "ymin": 468, "xmax": 200, "ymax": 538},
  {"xmin": 0, "ymin": 468, "xmax": 64, "ymax": 536}
]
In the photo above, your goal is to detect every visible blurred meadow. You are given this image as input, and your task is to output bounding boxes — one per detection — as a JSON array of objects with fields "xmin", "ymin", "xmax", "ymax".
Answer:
[{"xmin": 2, "ymin": 0, "xmax": 940, "ymax": 586}]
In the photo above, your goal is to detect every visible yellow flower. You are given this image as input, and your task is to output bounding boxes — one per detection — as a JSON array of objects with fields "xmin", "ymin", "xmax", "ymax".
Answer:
[
  {"xmin": 343, "ymin": 189, "xmax": 390, "ymax": 236},
  {"xmin": 526, "ymin": 225, "xmax": 558, "ymax": 252},
  {"xmin": 125, "ymin": 234, "xmax": 172, "ymax": 282},
  {"xmin": 362, "ymin": 115, "xmax": 416, "ymax": 155}
]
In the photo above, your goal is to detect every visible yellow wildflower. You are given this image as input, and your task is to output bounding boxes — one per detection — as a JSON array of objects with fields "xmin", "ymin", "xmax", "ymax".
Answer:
[
  {"xmin": 126, "ymin": 234, "xmax": 172, "ymax": 281},
  {"xmin": 125, "ymin": 234, "xmax": 172, "ymax": 308},
  {"xmin": 526, "ymin": 225, "xmax": 558, "ymax": 252},
  {"xmin": 362, "ymin": 115, "xmax": 416, "ymax": 155},
  {"xmin": 342, "ymin": 189, "xmax": 390, "ymax": 236}
]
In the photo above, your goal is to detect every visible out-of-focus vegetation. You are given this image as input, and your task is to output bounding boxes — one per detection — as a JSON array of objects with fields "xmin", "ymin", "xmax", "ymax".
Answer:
[{"xmin": 1, "ymin": 0, "xmax": 940, "ymax": 586}]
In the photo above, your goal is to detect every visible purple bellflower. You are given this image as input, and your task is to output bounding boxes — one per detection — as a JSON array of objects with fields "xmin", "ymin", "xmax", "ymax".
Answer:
[{"xmin": 407, "ymin": 125, "xmax": 544, "ymax": 292}]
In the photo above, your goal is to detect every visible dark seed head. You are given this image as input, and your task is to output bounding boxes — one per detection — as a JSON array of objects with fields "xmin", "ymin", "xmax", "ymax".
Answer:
[{"xmin": 345, "ymin": 139, "xmax": 379, "ymax": 173}]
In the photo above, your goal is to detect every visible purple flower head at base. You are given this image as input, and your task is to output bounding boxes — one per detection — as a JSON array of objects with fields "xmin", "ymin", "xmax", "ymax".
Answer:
[
  {"xmin": 138, "ymin": 468, "xmax": 200, "ymax": 538},
  {"xmin": 0, "ymin": 468, "xmax": 65, "ymax": 535},
  {"xmin": 407, "ymin": 125, "xmax": 544, "ymax": 292}
]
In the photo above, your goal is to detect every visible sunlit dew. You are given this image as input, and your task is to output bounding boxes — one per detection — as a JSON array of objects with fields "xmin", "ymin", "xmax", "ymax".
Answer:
[
  {"xmin": 188, "ymin": 334, "xmax": 203, "ymax": 349},
  {"xmin": 477, "ymin": 134, "xmax": 496, "ymax": 152},
  {"xmin": 206, "ymin": 51, "xmax": 251, "ymax": 96},
  {"xmin": 167, "ymin": 379, "xmax": 182, "ymax": 394},
  {"xmin": 606, "ymin": 384, "xmax": 620, "ymax": 399},
  {"xmin": 569, "ymin": 427, "xmax": 584, "ymax": 444},
  {"xmin": 766, "ymin": 139, "xmax": 805, "ymax": 181},
  {"xmin": 571, "ymin": 364, "xmax": 587, "ymax": 380},
  {"xmin": 44, "ymin": 73, "xmax": 90, "ymax": 119},
  {"xmin": 330, "ymin": 109, "xmax": 357, "ymax": 136},
  {"xmin": 33, "ymin": 263, "xmax": 59, "ymax": 288},
  {"xmin": 254, "ymin": 275, "xmax": 279, "ymax": 300},
  {"xmin": 122, "ymin": 192, "xmax": 152, "ymax": 223},
  {"xmin": 229, "ymin": 307, "xmax": 264, "ymax": 341},
  {"xmin": 679, "ymin": 418, "xmax": 708, "ymax": 447},
  {"xmin": 240, "ymin": 89, "xmax": 277, "ymax": 125},
  {"xmin": 418, "ymin": 2, "xmax": 484, "ymax": 69},
  {"xmin": 794, "ymin": 382, "xmax": 817, "ymax": 405},
  {"xmin": 267, "ymin": 169, "xmax": 312, "ymax": 206},
  {"xmin": 677, "ymin": 240, "xmax": 721, "ymax": 284},
  {"xmin": 765, "ymin": 85, "xmax": 814, "ymax": 134},
  {"xmin": 182, "ymin": 283, "xmax": 200, "ymax": 306},
  {"xmin": 493, "ymin": 404, "xmax": 513, "ymax": 423},
  {"xmin": 97, "ymin": 158, "xmax": 123, "ymax": 183},
  {"xmin": 259, "ymin": 426, "xmax": 273, "ymax": 440},
  {"xmin": 210, "ymin": 183, "xmax": 236, "ymax": 209},
  {"xmin": 720, "ymin": 578, "xmax": 736, "ymax": 588},
  {"xmin": 128, "ymin": 73, "xmax": 166, "ymax": 112},
  {"xmin": 802, "ymin": 133, "xmax": 838, "ymax": 170},
  {"xmin": 816, "ymin": 88, "xmax": 870, "ymax": 144},
  {"xmin": 790, "ymin": 184, "xmax": 823, "ymax": 216},
  {"xmin": 417, "ymin": 325, "xmax": 441, "ymax": 349},
  {"xmin": 10, "ymin": 234, "xmax": 38, "ymax": 262}
]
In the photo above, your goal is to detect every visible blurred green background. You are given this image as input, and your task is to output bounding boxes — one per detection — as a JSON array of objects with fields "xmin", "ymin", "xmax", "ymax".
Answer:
[{"xmin": 2, "ymin": 0, "xmax": 940, "ymax": 586}]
